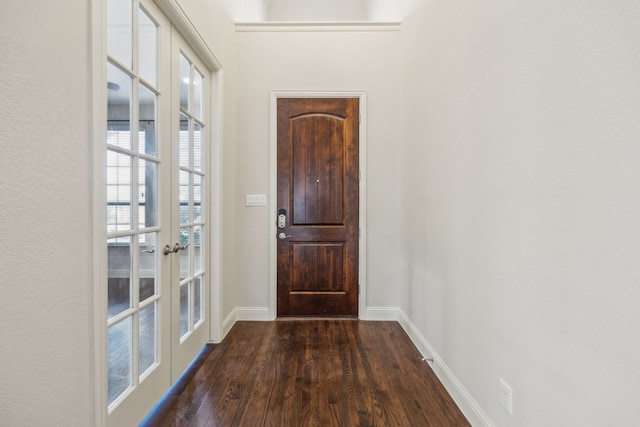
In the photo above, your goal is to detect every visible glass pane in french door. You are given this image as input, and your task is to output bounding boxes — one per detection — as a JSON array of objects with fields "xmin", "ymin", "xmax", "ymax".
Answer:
[
  {"xmin": 139, "ymin": 232, "xmax": 157, "ymax": 302},
  {"xmin": 107, "ymin": 0, "xmax": 132, "ymax": 68},
  {"xmin": 138, "ymin": 8, "xmax": 157, "ymax": 86},
  {"xmin": 139, "ymin": 84, "xmax": 157, "ymax": 156},
  {"xmin": 138, "ymin": 301, "xmax": 157, "ymax": 376},
  {"xmin": 108, "ymin": 316, "xmax": 132, "ymax": 405},
  {"xmin": 108, "ymin": 236, "xmax": 131, "ymax": 319}
]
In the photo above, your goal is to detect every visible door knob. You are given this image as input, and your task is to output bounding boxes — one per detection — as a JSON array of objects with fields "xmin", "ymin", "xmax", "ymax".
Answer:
[
  {"xmin": 173, "ymin": 242, "xmax": 190, "ymax": 252},
  {"xmin": 162, "ymin": 242, "xmax": 190, "ymax": 255},
  {"xmin": 278, "ymin": 232, "xmax": 292, "ymax": 240}
]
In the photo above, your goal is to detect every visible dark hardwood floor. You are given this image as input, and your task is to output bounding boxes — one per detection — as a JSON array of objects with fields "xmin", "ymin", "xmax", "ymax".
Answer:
[{"xmin": 143, "ymin": 320, "xmax": 470, "ymax": 426}]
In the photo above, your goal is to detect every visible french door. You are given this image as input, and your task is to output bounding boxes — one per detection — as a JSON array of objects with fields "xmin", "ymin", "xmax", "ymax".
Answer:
[
  {"xmin": 170, "ymin": 32, "xmax": 211, "ymax": 379},
  {"xmin": 103, "ymin": 0, "xmax": 210, "ymax": 425}
]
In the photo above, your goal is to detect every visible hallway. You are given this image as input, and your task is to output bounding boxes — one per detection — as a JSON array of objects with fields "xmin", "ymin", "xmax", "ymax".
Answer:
[{"xmin": 3, "ymin": 0, "xmax": 640, "ymax": 425}]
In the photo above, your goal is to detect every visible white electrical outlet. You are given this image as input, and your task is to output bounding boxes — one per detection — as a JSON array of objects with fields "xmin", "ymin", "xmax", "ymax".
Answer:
[{"xmin": 499, "ymin": 379, "xmax": 513, "ymax": 415}]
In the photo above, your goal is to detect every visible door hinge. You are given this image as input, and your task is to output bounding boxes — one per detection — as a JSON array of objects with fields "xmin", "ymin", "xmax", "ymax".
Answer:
[{"xmin": 358, "ymin": 284, "xmax": 361, "ymax": 295}]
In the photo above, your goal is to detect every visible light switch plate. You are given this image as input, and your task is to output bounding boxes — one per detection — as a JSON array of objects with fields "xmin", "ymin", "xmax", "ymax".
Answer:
[{"xmin": 245, "ymin": 194, "xmax": 267, "ymax": 207}]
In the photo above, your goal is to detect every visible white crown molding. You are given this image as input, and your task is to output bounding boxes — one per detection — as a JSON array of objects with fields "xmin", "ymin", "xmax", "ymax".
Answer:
[
  {"xmin": 235, "ymin": 21, "xmax": 401, "ymax": 32},
  {"xmin": 154, "ymin": 0, "xmax": 222, "ymax": 70}
]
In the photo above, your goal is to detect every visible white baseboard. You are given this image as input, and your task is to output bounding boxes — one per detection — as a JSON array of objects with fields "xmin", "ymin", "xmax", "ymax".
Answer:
[
  {"xmin": 363, "ymin": 306, "xmax": 403, "ymax": 320},
  {"xmin": 394, "ymin": 309, "xmax": 495, "ymax": 427},
  {"xmin": 222, "ymin": 307, "xmax": 271, "ymax": 336},
  {"xmin": 221, "ymin": 310, "xmax": 236, "ymax": 337}
]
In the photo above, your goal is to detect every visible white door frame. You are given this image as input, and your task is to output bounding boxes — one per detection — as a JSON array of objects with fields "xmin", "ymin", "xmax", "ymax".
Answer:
[{"xmin": 269, "ymin": 91, "xmax": 367, "ymax": 319}]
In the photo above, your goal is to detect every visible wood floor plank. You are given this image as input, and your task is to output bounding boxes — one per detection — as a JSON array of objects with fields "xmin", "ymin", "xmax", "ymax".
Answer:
[{"xmin": 144, "ymin": 320, "xmax": 470, "ymax": 427}]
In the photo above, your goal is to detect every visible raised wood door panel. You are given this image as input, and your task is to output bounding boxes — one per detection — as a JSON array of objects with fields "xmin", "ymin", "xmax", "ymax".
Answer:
[
  {"xmin": 277, "ymin": 98, "xmax": 359, "ymax": 317},
  {"xmin": 292, "ymin": 114, "xmax": 345, "ymax": 225}
]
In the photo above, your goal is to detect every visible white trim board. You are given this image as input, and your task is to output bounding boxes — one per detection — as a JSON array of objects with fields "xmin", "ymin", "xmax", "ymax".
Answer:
[
  {"xmin": 222, "ymin": 307, "xmax": 272, "ymax": 337},
  {"xmin": 91, "ymin": 1, "xmax": 108, "ymax": 424},
  {"xmin": 269, "ymin": 91, "xmax": 368, "ymax": 320},
  {"xmin": 155, "ymin": 0, "xmax": 223, "ymax": 70}
]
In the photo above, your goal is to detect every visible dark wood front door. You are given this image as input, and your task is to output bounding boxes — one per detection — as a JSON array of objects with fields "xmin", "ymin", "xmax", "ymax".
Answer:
[{"xmin": 277, "ymin": 98, "xmax": 359, "ymax": 317}]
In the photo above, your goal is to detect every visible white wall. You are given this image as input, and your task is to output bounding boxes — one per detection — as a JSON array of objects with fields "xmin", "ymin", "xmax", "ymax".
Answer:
[
  {"xmin": 234, "ymin": 26, "xmax": 405, "ymax": 314},
  {"xmin": 0, "ymin": 1, "xmax": 92, "ymax": 424},
  {"xmin": 366, "ymin": 0, "xmax": 410, "ymax": 21},
  {"xmin": 219, "ymin": 0, "xmax": 266, "ymax": 21},
  {"xmin": 228, "ymin": 0, "xmax": 407, "ymax": 22},
  {"xmin": 265, "ymin": 0, "xmax": 368, "ymax": 21},
  {"xmin": 400, "ymin": 0, "xmax": 640, "ymax": 425}
]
